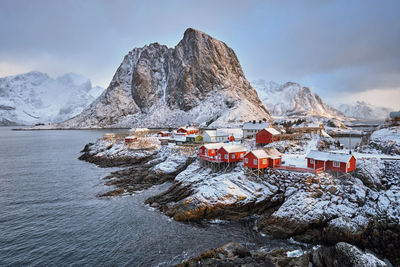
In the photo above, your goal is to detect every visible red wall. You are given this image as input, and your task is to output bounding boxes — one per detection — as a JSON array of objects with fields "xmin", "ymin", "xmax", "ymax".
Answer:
[
  {"xmin": 307, "ymin": 158, "xmax": 325, "ymax": 169},
  {"xmin": 326, "ymin": 156, "xmax": 356, "ymax": 173},
  {"xmin": 218, "ymin": 148, "xmax": 246, "ymax": 163},
  {"xmin": 268, "ymin": 158, "xmax": 281, "ymax": 167},
  {"xmin": 256, "ymin": 129, "xmax": 279, "ymax": 145},
  {"xmin": 207, "ymin": 148, "xmax": 217, "ymax": 156},
  {"xmin": 198, "ymin": 146, "xmax": 205, "ymax": 155},
  {"xmin": 198, "ymin": 146, "xmax": 217, "ymax": 156},
  {"xmin": 177, "ymin": 128, "xmax": 199, "ymax": 135},
  {"xmin": 326, "ymin": 161, "xmax": 346, "ymax": 172},
  {"xmin": 244, "ymin": 152, "xmax": 268, "ymax": 169},
  {"xmin": 347, "ymin": 156, "xmax": 356, "ymax": 172},
  {"xmin": 157, "ymin": 132, "xmax": 170, "ymax": 137}
]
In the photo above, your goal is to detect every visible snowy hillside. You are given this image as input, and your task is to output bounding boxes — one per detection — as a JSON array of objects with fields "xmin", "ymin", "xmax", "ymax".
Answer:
[
  {"xmin": 252, "ymin": 80, "xmax": 343, "ymax": 118},
  {"xmin": 57, "ymin": 28, "xmax": 271, "ymax": 129},
  {"xmin": 338, "ymin": 101, "xmax": 392, "ymax": 121},
  {"xmin": 0, "ymin": 71, "xmax": 104, "ymax": 125}
]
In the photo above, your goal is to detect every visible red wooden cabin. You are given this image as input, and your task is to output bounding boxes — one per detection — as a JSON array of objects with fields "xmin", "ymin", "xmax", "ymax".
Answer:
[
  {"xmin": 306, "ymin": 150, "xmax": 356, "ymax": 173},
  {"xmin": 264, "ymin": 147, "xmax": 282, "ymax": 167},
  {"xmin": 217, "ymin": 145, "xmax": 246, "ymax": 163},
  {"xmin": 198, "ymin": 143, "xmax": 225, "ymax": 160},
  {"xmin": 256, "ymin": 128, "xmax": 280, "ymax": 145},
  {"xmin": 125, "ymin": 136, "xmax": 138, "ymax": 143},
  {"xmin": 244, "ymin": 148, "xmax": 282, "ymax": 169},
  {"xmin": 157, "ymin": 131, "xmax": 171, "ymax": 137},
  {"xmin": 244, "ymin": 150, "xmax": 269, "ymax": 169},
  {"xmin": 177, "ymin": 127, "xmax": 199, "ymax": 135}
]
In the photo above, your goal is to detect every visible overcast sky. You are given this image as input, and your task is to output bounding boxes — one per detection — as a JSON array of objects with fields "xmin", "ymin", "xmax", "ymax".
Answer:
[{"xmin": 1, "ymin": 0, "xmax": 399, "ymax": 109}]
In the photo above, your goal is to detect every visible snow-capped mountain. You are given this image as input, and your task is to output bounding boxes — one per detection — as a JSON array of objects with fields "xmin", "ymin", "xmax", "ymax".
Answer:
[
  {"xmin": 59, "ymin": 28, "xmax": 270, "ymax": 129},
  {"xmin": 337, "ymin": 101, "xmax": 392, "ymax": 121},
  {"xmin": 0, "ymin": 71, "xmax": 104, "ymax": 125},
  {"xmin": 252, "ymin": 80, "xmax": 344, "ymax": 118}
]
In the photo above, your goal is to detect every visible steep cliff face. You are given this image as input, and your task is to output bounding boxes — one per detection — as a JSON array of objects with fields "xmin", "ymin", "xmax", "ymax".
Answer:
[
  {"xmin": 252, "ymin": 80, "xmax": 343, "ymax": 118},
  {"xmin": 61, "ymin": 28, "xmax": 270, "ymax": 128}
]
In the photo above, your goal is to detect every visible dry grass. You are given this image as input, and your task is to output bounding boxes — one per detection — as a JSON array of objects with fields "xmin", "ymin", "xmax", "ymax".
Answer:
[
  {"xmin": 172, "ymin": 144, "xmax": 199, "ymax": 156},
  {"xmin": 125, "ymin": 137, "xmax": 159, "ymax": 150}
]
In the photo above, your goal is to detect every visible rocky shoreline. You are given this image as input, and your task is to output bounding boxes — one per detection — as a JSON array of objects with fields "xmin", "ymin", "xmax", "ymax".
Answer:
[
  {"xmin": 79, "ymin": 130, "xmax": 400, "ymax": 266},
  {"xmin": 177, "ymin": 241, "xmax": 389, "ymax": 267}
]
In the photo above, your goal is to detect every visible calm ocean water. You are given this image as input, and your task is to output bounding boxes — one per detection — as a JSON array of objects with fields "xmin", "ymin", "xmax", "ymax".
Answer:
[{"xmin": 0, "ymin": 127, "xmax": 296, "ymax": 266}]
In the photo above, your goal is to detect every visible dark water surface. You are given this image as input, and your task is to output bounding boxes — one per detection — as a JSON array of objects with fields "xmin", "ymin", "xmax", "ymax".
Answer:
[{"xmin": 0, "ymin": 127, "xmax": 297, "ymax": 266}]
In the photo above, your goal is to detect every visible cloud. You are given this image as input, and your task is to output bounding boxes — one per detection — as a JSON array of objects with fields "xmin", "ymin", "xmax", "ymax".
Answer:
[{"xmin": 0, "ymin": 0, "xmax": 399, "ymax": 106}]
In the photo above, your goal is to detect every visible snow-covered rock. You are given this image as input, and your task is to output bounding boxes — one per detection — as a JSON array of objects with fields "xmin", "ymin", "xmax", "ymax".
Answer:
[
  {"xmin": 361, "ymin": 126, "xmax": 400, "ymax": 155},
  {"xmin": 252, "ymin": 80, "xmax": 343, "ymax": 118},
  {"xmin": 57, "ymin": 28, "xmax": 271, "ymax": 129},
  {"xmin": 0, "ymin": 71, "xmax": 103, "ymax": 125},
  {"xmin": 338, "ymin": 101, "xmax": 392, "ymax": 121}
]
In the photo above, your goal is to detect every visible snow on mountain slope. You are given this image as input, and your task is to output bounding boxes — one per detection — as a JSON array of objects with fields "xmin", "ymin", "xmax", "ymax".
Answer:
[
  {"xmin": 58, "ymin": 28, "xmax": 271, "ymax": 129},
  {"xmin": 0, "ymin": 71, "xmax": 104, "ymax": 125},
  {"xmin": 337, "ymin": 101, "xmax": 392, "ymax": 120},
  {"xmin": 252, "ymin": 80, "xmax": 344, "ymax": 118}
]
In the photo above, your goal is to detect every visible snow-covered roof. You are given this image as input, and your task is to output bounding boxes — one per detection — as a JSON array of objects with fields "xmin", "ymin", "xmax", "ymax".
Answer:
[
  {"xmin": 216, "ymin": 130, "xmax": 229, "ymax": 137},
  {"xmin": 263, "ymin": 128, "xmax": 280, "ymax": 135},
  {"xmin": 219, "ymin": 128, "xmax": 243, "ymax": 138},
  {"xmin": 264, "ymin": 148, "xmax": 282, "ymax": 158},
  {"xmin": 220, "ymin": 145, "xmax": 246, "ymax": 153},
  {"xmin": 203, "ymin": 130, "xmax": 216, "ymax": 137},
  {"xmin": 158, "ymin": 131, "xmax": 170, "ymax": 134},
  {"xmin": 247, "ymin": 149, "xmax": 268, "ymax": 159},
  {"xmin": 186, "ymin": 134, "xmax": 198, "ymax": 138},
  {"xmin": 306, "ymin": 150, "xmax": 355, "ymax": 163},
  {"xmin": 203, "ymin": 143, "xmax": 225, "ymax": 150},
  {"xmin": 125, "ymin": 135, "xmax": 136, "ymax": 139},
  {"xmin": 242, "ymin": 122, "xmax": 270, "ymax": 130}
]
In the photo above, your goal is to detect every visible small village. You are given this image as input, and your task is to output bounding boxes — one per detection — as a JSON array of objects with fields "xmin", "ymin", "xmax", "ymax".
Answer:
[{"xmin": 115, "ymin": 119, "xmax": 365, "ymax": 180}]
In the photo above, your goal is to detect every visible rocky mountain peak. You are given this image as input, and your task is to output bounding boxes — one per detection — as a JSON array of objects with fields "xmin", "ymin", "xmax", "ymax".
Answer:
[
  {"xmin": 252, "ymin": 79, "xmax": 343, "ymax": 118},
  {"xmin": 59, "ymin": 29, "xmax": 270, "ymax": 128}
]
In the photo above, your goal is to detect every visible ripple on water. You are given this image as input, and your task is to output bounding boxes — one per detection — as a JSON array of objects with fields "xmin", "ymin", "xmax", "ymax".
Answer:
[{"xmin": 0, "ymin": 127, "xmax": 300, "ymax": 266}]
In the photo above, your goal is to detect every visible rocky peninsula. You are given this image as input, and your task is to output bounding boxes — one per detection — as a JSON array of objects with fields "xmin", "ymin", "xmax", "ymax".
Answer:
[{"xmin": 79, "ymin": 126, "xmax": 400, "ymax": 266}]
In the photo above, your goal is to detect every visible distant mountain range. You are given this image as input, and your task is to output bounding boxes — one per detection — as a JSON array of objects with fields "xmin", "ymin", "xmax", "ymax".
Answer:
[
  {"xmin": 0, "ymin": 71, "xmax": 104, "ymax": 125},
  {"xmin": 337, "ymin": 101, "xmax": 393, "ymax": 121},
  {"xmin": 252, "ymin": 80, "xmax": 344, "ymax": 118},
  {"xmin": 2, "ymin": 31, "xmax": 391, "ymax": 128}
]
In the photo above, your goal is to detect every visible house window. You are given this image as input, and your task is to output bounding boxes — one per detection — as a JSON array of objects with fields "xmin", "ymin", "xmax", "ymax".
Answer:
[
  {"xmin": 225, "ymin": 154, "xmax": 228, "ymax": 159},
  {"xmin": 232, "ymin": 154, "xmax": 235, "ymax": 159},
  {"xmin": 254, "ymin": 159, "xmax": 258, "ymax": 165},
  {"xmin": 245, "ymin": 158, "xmax": 248, "ymax": 163},
  {"xmin": 347, "ymin": 162, "xmax": 350, "ymax": 169},
  {"xmin": 263, "ymin": 159, "xmax": 267, "ymax": 164},
  {"xmin": 240, "ymin": 154, "xmax": 244, "ymax": 158},
  {"xmin": 333, "ymin": 161, "xmax": 340, "ymax": 168},
  {"xmin": 310, "ymin": 159, "xmax": 314, "ymax": 164}
]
